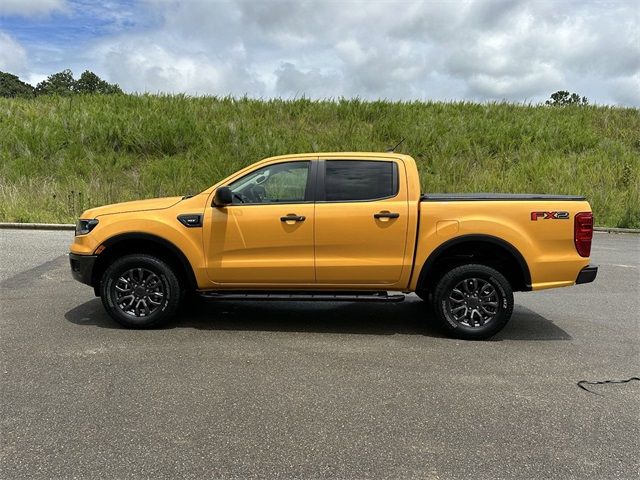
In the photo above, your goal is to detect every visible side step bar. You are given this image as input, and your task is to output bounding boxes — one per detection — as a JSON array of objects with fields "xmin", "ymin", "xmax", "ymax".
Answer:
[{"xmin": 199, "ymin": 291, "xmax": 406, "ymax": 302}]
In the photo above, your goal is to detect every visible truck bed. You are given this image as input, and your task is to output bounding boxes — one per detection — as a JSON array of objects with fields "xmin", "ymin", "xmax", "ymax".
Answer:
[{"xmin": 420, "ymin": 193, "xmax": 586, "ymax": 201}]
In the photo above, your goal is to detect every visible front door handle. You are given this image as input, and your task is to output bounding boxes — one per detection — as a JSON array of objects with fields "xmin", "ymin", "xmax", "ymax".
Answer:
[
  {"xmin": 374, "ymin": 211, "xmax": 400, "ymax": 219},
  {"xmin": 281, "ymin": 214, "xmax": 306, "ymax": 222}
]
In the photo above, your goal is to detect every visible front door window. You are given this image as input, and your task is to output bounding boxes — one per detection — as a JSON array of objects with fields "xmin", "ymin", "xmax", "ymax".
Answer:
[{"xmin": 229, "ymin": 161, "xmax": 311, "ymax": 204}]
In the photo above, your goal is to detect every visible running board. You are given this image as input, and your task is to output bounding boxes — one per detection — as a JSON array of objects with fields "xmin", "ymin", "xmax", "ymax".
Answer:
[{"xmin": 198, "ymin": 291, "xmax": 406, "ymax": 302}]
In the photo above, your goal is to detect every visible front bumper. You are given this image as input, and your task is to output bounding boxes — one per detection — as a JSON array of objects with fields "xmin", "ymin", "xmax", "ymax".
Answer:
[
  {"xmin": 575, "ymin": 265, "xmax": 598, "ymax": 285},
  {"xmin": 69, "ymin": 253, "xmax": 97, "ymax": 286}
]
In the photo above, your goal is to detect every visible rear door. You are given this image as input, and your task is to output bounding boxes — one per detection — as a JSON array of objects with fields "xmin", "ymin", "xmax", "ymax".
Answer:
[{"xmin": 314, "ymin": 158, "xmax": 409, "ymax": 285}]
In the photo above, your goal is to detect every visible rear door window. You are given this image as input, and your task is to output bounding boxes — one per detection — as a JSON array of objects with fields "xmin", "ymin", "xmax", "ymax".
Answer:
[{"xmin": 323, "ymin": 160, "xmax": 398, "ymax": 202}]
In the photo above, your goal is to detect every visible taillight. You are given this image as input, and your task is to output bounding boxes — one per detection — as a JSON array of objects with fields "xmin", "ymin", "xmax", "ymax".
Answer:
[{"xmin": 574, "ymin": 212, "xmax": 593, "ymax": 257}]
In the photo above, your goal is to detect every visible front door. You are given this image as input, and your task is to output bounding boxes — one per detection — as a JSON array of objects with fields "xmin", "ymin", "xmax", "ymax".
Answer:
[
  {"xmin": 314, "ymin": 159, "xmax": 409, "ymax": 285},
  {"xmin": 206, "ymin": 160, "xmax": 315, "ymax": 285}
]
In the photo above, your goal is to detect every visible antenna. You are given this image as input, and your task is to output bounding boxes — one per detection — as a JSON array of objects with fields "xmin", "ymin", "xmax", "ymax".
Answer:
[{"xmin": 386, "ymin": 138, "xmax": 405, "ymax": 152}]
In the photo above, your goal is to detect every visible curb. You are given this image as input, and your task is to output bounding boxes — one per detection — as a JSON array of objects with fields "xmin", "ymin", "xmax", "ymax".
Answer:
[
  {"xmin": 0, "ymin": 222, "xmax": 639, "ymax": 234},
  {"xmin": 0, "ymin": 222, "xmax": 75, "ymax": 231},
  {"xmin": 594, "ymin": 227, "xmax": 640, "ymax": 234}
]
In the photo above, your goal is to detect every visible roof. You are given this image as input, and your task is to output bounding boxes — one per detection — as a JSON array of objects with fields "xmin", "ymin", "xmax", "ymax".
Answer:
[{"xmin": 262, "ymin": 152, "xmax": 413, "ymax": 162}]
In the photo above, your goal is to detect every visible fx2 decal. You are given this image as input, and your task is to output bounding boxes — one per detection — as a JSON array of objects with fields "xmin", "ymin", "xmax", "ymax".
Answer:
[{"xmin": 530, "ymin": 211, "xmax": 570, "ymax": 221}]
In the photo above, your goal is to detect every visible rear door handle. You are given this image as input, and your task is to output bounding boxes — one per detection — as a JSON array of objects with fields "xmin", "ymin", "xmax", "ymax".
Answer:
[
  {"xmin": 281, "ymin": 214, "xmax": 306, "ymax": 222},
  {"xmin": 374, "ymin": 211, "xmax": 400, "ymax": 219}
]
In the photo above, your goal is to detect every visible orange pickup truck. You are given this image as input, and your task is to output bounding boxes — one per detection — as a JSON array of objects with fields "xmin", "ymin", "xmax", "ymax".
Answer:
[{"xmin": 70, "ymin": 152, "xmax": 596, "ymax": 339}]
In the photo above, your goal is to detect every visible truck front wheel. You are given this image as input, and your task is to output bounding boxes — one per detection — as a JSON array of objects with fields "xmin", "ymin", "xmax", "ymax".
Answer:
[
  {"xmin": 433, "ymin": 264, "xmax": 514, "ymax": 340},
  {"xmin": 100, "ymin": 254, "xmax": 182, "ymax": 328}
]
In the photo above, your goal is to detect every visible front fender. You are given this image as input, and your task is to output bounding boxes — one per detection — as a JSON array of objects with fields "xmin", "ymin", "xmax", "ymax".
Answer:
[{"xmin": 70, "ymin": 202, "xmax": 209, "ymax": 287}]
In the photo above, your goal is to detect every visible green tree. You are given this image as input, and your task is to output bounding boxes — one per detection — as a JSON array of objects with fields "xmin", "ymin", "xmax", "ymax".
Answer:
[
  {"xmin": 545, "ymin": 90, "xmax": 588, "ymax": 106},
  {"xmin": 35, "ymin": 69, "xmax": 76, "ymax": 95},
  {"xmin": 34, "ymin": 69, "xmax": 122, "ymax": 95},
  {"xmin": 0, "ymin": 72, "xmax": 35, "ymax": 98},
  {"xmin": 75, "ymin": 70, "xmax": 122, "ymax": 94}
]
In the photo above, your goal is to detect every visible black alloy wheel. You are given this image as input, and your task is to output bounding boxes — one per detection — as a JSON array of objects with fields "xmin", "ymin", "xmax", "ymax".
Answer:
[
  {"xmin": 100, "ymin": 254, "xmax": 182, "ymax": 328},
  {"xmin": 433, "ymin": 264, "xmax": 514, "ymax": 340}
]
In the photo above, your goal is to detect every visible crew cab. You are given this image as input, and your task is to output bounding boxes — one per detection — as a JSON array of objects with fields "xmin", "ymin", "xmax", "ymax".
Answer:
[{"xmin": 69, "ymin": 152, "xmax": 597, "ymax": 339}]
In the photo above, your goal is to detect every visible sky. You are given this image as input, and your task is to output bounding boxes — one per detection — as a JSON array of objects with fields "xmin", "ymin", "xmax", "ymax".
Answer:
[{"xmin": 0, "ymin": 0, "xmax": 638, "ymax": 106}]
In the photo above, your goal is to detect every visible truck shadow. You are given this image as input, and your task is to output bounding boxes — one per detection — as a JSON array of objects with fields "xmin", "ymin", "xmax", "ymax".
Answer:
[{"xmin": 64, "ymin": 296, "xmax": 572, "ymax": 341}]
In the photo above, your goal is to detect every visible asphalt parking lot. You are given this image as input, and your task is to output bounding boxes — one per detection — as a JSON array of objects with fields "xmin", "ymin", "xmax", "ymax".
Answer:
[{"xmin": 1, "ymin": 229, "xmax": 638, "ymax": 479}]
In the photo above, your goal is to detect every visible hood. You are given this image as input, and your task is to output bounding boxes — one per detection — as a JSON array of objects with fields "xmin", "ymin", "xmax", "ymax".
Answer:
[{"xmin": 82, "ymin": 196, "xmax": 183, "ymax": 218}]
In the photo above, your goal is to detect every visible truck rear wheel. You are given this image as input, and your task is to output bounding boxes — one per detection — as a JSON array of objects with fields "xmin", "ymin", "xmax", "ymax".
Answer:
[
  {"xmin": 100, "ymin": 254, "xmax": 182, "ymax": 328},
  {"xmin": 432, "ymin": 264, "xmax": 513, "ymax": 340}
]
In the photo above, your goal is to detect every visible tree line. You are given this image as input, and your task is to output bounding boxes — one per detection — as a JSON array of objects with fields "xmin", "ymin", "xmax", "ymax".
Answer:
[
  {"xmin": 0, "ymin": 69, "xmax": 122, "ymax": 97},
  {"xmin": 1, "ymin": 69, "xmax": 588, "ymax": 107}
]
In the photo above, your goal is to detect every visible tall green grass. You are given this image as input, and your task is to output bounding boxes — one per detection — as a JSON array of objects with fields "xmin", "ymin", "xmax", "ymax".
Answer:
[{"xmin": 0, "ymin": 95, "xmax": 638, "ymax": 227}]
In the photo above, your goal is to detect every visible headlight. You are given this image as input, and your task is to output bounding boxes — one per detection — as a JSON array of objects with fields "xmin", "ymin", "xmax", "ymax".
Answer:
[{"xmin": 75, "ymin": 219, "xmax": 99, "ymax": 236}]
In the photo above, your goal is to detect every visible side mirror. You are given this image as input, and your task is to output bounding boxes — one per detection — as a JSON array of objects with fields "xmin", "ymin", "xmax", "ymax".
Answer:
[{"xmin": 213, "ymin": 186, "xmax": 233, "ymax": 207}]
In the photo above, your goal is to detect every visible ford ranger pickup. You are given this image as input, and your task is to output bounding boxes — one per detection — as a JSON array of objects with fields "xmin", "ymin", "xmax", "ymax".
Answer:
[{"xmin": 69, "ymin": 152, "xmax": 597, "ymax": 339}]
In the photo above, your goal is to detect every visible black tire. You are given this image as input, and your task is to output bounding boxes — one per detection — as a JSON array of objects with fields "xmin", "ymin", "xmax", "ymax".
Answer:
[
  {"xmin": 100, "ymin": 254, "xmax": 182, "ymax": 328},
  {"xmin": 432, "ymin": 264, "xmax": 513, "ymax": 340}
]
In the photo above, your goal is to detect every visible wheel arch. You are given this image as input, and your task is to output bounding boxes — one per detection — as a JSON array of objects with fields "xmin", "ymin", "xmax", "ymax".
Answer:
[
  {"xmin": 91, "ymin": 232, "xmax": 198, "ymax": 294},
  {"xmin": 415, "ymin": 234, "xmax": 532, "ymax": 293}
]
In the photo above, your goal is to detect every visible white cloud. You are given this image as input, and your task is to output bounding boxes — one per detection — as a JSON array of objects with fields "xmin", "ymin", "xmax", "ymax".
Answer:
[
  {"xmin": 23, "ymin": 72, "xmax": 48, "ymax": 86},
  {"xmin": 467, "ymin": 66, "xmax": 564, "ymax": 100},
  {"xmin": 4, "ymin": 0, "xmax": 640, "ymax": 105},
  {"xmin": 0, "ymin": 32, "xmax": 27, "ymax": 73},
  {"xmin": 97, "ymin": 36, "xmax": 264, "ymax": 96},
  {"xmin": 275, "ymin": 62, "xmax": 343, "ymax": 98},
  {"xmin": 0, "ymin": 0, "xmax": 67, "ymax": 16},
  {"xmin": 611, "ymin": 73, "xmax": 640, "ymax": 106}
]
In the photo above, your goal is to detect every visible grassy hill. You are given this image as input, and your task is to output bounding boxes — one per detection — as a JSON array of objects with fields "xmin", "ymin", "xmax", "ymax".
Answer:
[{"xmin": 0, "ymin": 95, "xmax": 638, "ymax": 227}]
